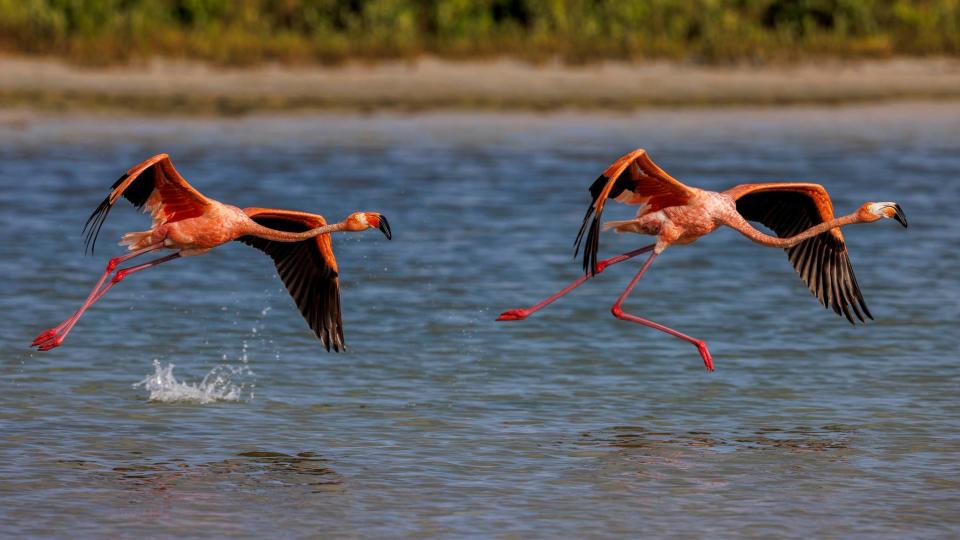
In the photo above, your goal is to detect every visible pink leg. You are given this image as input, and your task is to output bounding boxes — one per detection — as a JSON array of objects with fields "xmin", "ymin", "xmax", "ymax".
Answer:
[
  {"xmin": 497, "ymin": 244, "xmax": 654, "ymax": 321},
  {"xmin": 32, "ymin": 251, "xmax": 181, "ymax": 351},
  {"xmin": 497, "ymin": 244, "xmax": 655, "ymax": 321},
  {"xmin": 610, "ymin": 251, "xmax": 715, "ymax": 372},
  {"xmin": 32, "ymin": 243, "xmax": 166, "ymax": 348}
]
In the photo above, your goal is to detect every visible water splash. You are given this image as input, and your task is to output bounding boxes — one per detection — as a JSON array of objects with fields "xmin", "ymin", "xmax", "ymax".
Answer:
[{"xmin": 133, "ymin": 360, "xmax": 254, "ymax": 404}]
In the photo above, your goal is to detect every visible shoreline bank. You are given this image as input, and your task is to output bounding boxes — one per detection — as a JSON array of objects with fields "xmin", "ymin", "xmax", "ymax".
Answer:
[{"xmin": 2, "ymin": 56, "xmax": 959, "ymax": 115}]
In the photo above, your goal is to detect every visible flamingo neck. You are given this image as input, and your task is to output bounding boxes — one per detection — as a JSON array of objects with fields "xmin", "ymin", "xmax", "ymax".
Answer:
[
  {"xmin": 244, "ymin": 219, "xmax": 347, "ymax": 242},
  {"xmin": 726, "ymin": 211, "xmax": 862, "ymax": 248}
]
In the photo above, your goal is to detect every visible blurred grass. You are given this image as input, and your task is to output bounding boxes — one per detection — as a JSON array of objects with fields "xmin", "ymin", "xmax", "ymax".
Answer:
[{"xmin": 0, "ymin": 0, "xmax": 958, "ymax": 66}]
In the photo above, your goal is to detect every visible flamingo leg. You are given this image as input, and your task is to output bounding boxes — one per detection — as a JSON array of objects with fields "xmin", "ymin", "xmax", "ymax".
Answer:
[
  {"xmin": 610, "ymin": 252, "xmax": 715, "ymax": 372},
  {"xmin": 31, "ymin": 243, "xmax": 166, "ymax": 348},
  {"xmin": 32, "ymin": 251, "xmax": 181, "ymax": 351},
  {"xmin": 497, "ymin": 244, "xmax": 655, "ymax": 321}
]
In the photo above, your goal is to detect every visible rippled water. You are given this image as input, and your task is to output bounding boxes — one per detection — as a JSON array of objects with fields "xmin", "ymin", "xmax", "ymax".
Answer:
[{"xmin": 1, "ymin": 104, "xmax": 958, "ymax": 538}]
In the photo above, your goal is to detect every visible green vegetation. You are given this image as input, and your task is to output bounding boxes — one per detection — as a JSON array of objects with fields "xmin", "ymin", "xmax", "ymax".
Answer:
[{"xmin": 1, "ymin": 0, "xmax": 958, "ymax": 65}]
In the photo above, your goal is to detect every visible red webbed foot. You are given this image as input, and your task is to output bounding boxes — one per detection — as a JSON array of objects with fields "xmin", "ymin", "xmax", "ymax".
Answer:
[
  {"xmin": 32, "ymin": 331, "xmax": 65, "ymax": 351},
  {"xmin": 696, "ymin": 341, "xmax": 715, "ymax": 372},
  {"xmin": 496, "ymin": 309, "xmax": 529, "ymax": 321},
  {"xmin": 31, "ymin": 328, "xmax": 59, "ymax": 347}
]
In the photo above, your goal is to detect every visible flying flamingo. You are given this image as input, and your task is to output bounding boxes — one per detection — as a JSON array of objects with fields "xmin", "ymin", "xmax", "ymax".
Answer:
[
  {"xmin": 497, "ymin": 149, "xmax": 907, "ymax": 372},
  {"xmin": 31, "ymin": 153, "xmax": 391, "ymax": 352}
]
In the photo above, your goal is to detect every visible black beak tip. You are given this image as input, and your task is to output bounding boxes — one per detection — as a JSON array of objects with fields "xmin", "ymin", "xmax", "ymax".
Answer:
[
  {"xmin": 893, "ymin": 204, "xmax": 908, "ymax": 228},
  {"xmin": 378, "ymin": 215, "xmax": 392, "ymax": 240}
]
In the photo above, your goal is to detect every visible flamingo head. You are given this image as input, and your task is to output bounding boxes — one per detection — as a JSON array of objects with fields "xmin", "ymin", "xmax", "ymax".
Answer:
[
  {"xmin": 859, "ymin": 202, "xmax": 908, "ymax": 228},
  {"xmin": 345, "ymin": 212, "xmax": 392, "ymax": 239}
]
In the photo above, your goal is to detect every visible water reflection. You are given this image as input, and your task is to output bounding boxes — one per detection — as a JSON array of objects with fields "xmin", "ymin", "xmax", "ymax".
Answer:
[
  {"xmin": 581, "ymin": 424, "xmax": 853, "ymax": 453},
  {"xmin": 60, "ymin": 451, "xmax": 341, "ymax": 497}
]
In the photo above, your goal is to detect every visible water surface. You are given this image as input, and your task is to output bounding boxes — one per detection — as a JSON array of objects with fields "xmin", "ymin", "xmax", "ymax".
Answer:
[{"xmin": 1, "ymin": 104, "xmax": 958, "ymax": 538}]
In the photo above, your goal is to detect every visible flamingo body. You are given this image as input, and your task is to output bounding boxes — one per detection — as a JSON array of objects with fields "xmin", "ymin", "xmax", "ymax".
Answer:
[
  {"xmin": 606, "ymin": 189, "xmax": 733, "ymax": 247},
  {"xmin": 121, "ymin": 201, "xmax": 248, "ymax": 255}
]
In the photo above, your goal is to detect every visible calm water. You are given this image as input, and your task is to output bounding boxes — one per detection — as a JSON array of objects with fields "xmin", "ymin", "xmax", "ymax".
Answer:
[{"xmin": 1, "ymin": 104, "xmax": 958, "ymax": 538}]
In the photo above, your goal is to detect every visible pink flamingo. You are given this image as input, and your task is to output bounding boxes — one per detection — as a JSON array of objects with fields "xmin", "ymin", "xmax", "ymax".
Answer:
[
  {"xmin": 497, "ymin": 149, "xmax": 907, "ymax": 372},
  {"xmin": 31, "ymin": 153, "xmax": 391, "ymax": 352}
]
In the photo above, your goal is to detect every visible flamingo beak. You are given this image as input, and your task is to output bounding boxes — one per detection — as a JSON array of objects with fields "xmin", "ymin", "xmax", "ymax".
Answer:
[
  {"xmin": 892, "ymin": 204, "xmax": 908, "ymax": 228},
  {"xmin": 377, "ymin": 214, "xmax": 392, "ymax": 240}
]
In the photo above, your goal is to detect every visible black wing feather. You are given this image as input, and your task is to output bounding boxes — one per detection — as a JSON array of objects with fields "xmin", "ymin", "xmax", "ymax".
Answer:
[
  {"xmin": 82, "ymin": 166, "xmax": 159, "ymax": 254},
  {"xmin": 237, "ymin": 217, "xmax": 344, "ymax": 351},
  {"xmin": 735, "ymin": 191, "xmax": 871, "ymax": 324},
  {"xmin": 574, "ymin": 172, "xmax": 635, "ymax": 275}
]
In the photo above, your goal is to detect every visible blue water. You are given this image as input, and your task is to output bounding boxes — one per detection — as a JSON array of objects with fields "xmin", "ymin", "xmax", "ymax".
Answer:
[{"xmin": 1, "ymin": 104, "xmax": 958, "ymax": 538}]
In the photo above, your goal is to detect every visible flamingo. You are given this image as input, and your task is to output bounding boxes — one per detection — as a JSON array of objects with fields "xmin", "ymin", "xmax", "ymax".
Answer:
[
  {"xmin": 31, "ymin": 153, "xmax": 391, "ymax": 352},
  {"xmin": 497, "ymin": 149, "xmax": 907, "ymax": 372}
]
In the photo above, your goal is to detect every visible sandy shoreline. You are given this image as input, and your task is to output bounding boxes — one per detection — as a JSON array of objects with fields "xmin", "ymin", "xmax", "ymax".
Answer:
[{"xmin": 2, "ymin": 56, "xmax": 960, "ymax": 114}]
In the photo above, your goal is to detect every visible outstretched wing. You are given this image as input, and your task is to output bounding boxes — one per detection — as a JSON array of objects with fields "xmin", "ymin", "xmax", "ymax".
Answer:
[
  {"xmin": 84, "ymin": 153, "xmax": 210, "ymax": 253},
  {"xmin": 727, "ymin": 182, "xmax": 871, "ymax": 324},
  {"xmin": 237, "ymin": 207, "xmax": 344, "ymax": 351},
  {"xmin": 575, "ymin": 149, "xmax": 696, "ymax": 275}
]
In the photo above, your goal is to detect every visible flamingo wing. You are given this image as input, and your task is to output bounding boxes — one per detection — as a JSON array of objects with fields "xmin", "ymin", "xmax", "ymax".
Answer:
[
  {"xmin": 575, "ymin": 149, "xmax": 696, "ymax": 275},
  {"xmin": 727, "ymin": 182, "xmax": 871, "ymax": 324},
  {"xmin": 237, "ymin": 208, "xmax": 344, "ymax": 351},
  {"xmin": 83, "ymin": 153, "xmax": 210, "ymax": 253}
]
